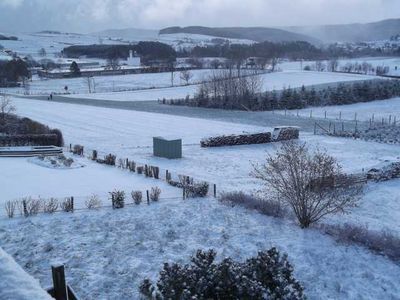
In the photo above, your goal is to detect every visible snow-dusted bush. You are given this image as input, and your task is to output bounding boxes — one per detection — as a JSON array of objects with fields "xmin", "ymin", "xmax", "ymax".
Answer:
[
  {"xmin": 185, "ymin": 182, "xmax": 209, "ymax": 198},
  {"xmin": 85, "ymin": 194, "xmax": 102, "ymax": 210},
  {"xmin": 4, "ymin": 200, "xmax": 17, "ymax": 218},
  {"xmin": 139, "ymin": 248, "xmax": 305, "ymax": 299},
  {"xmin": 19, "ymin": 197, "xmax": 41, "ymax": 217},
  {"xmin": 220, "ymin": 191, "xmax": 287, "ymax": 218},
  {"xmin": 42, "ymin": 198, "xmax": 58, "ymax": 213},
  {"xmin": 104, "ymin": 154, "xmax": 116, "ymax": 166},
  {"xmin": 137, "ymin": 166, "xmax": 144, "ymax": 174},
  {"xmin": 150, "ymin": 187, "xmax": 161, "ymax": 202},
  {"xmin": 110, "ymin": 190, "xmax": 125, "ymax": 209},
  {"xmin": 72, "ymin": 144, "xmax": 84, "ymax": 155},
  {"xmin": 60, "ymin": 197, "xmax": 74, "ymax": 212},
  {"xmin": 252, "ymin": 142, "xmax": 362, "ymax": 228},
  {"xmin": 320, "ymin": 223, "xmax": 400, "ymax": 262},
  {"xmin": 131, "ymin": 191, "xmax": 142, "ymax": 205}
]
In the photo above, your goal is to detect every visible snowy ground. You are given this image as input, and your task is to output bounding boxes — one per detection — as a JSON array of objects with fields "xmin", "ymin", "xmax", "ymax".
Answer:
[
  {"xmin": 276, "ymin": 97, "xmax": 400, "ymax": 123},
  {"xmin": 0, "ymin": 197, "xmax": 399, "ymax": 300},
  {"xmin": 62, "ymin": 71, "xmax": 375, "ymax": 102},
  {"xmin": 0, "ymin": 69, "xmax": 220, "ymax": 95},
  {"xmin": 10, "ymin": 97, "xmax": 400, "ymax": 193},
  {"xmin": 279, "ymin": 56, "xmax": 400, "ymax": 76},
  {"xmin": 0, "ymin": 155, "xmax": 181, "ymax": 215}
]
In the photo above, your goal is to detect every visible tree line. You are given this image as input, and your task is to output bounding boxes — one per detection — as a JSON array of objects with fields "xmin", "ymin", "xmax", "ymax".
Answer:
[
  {"xmin": 168, "ymin": 78, "xmax": 400, "ymax": 111},
  {"xmin": 62, "ymin": 41, "xmax": 177, "ymax": 64}
]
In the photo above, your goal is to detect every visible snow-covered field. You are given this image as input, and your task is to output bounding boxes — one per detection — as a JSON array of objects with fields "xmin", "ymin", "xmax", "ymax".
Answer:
[
  {"xmin": 277, "ymin": 97, "xmax": 400, "ymax": 122},
  {"xmin": 10, "ymin": 97, "xmax": 400, "ymax": 192},
  {"xmin": 0, "ymin": 69, "xmax": 220, "ymax": 95},
  {"xmin": 1, "ymin": 197, "xmax": 400, "ymax": 300},
  {"xmin": 2, "ymin": 95, "xmax": 400, "ymax": 299},
  {"xmin": 63, "ymin": 71, "xmax": 375, "ymax": 101},
  {"xmin": 280, "ymin": 56, "xmax": 400, "ymax": 76}
]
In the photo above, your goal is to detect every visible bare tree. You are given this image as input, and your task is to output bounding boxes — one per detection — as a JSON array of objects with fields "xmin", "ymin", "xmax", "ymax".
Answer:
[
  {"xmin": 315, "ymin": 60, "xmax": 326, "ymax": 72},
  {"xmin": 180, "ymin": 69, "xmax": 193, "ymax": 85},
  {"xmin": 0, "ymin": 95, "xmax": 16, "ymax": 124},
  {"xmin": 38, "ymin": 47, "xmax": 47, "ymax": 57},
  {"xmin": 252, "ymin": 142, "xmax": 362, "ymax": 228},
  {"xmin": 106, "ymin": 58, "xmax": 120, "ymax": 70},
  {"xmin": 327, "ymin": 59, "xmax": 339, "ymax": 72}
]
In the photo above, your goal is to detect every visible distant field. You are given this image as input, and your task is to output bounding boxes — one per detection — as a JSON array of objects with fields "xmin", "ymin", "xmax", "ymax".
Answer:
[
  {"xmin": 64, "ymin": 71, "xmax": 375, "ymax": 101},
  {"xmin": 277, "ymin": 97, "xmax": 400, "ymax": 122}
]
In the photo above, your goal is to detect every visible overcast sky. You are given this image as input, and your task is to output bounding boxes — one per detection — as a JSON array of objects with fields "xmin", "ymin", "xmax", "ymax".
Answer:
[{"xmin": 0, "ymin": 0, "xmax": 399, "ymax": 33}]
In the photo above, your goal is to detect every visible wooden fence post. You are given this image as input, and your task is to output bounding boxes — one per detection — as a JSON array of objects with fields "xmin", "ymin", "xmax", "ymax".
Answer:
[
  {"xmin": 71, "ymin": 197, "xmax": 74, "ymax": 212},
  {"xmin": 213, "ymin": 184, "xmax": 217, "ymax": 198},
  {"xmin": 183, "ymin": 187, "xmax": 186, "ymax": 200},
  {"xmin": 146, "ymin": 190, "xmax": 150, "ymax": 205},
  {"xmin": 339, "ymin": 111, "xmax": 342, "ymax": 120},
  {"xmin": 313, "ymin": 122, "xmax": 316, "ymax": 135},
  {"xmin": 51, "ymin": 264, "xmax": 68, "ymax": 300}
]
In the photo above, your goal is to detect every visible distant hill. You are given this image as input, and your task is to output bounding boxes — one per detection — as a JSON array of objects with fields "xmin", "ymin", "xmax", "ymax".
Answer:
[
  {"xmin": 93, "ymin": 28, "xmax": 159, "ymax": 42},
  {"xmin": 284, "ymin": 18, "xmax": 400, "ymax": 43},
  {"xmin": 159, "ymin": 26, "xmax": 320, "ymax": 44}
]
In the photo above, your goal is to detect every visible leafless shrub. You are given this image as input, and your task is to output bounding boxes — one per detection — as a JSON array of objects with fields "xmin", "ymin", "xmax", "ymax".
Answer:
[
  {"xmin": 72, "ymin": 144, "xmax": 84, "ymax": 155},
  {"xmin": 0, "ymin": 95, "xmax": 16, "ymax": 124},
  {"xmin": 219, "ymin": 191, "xmax": 287, "ymax": 218},
  {"xmin": 252, "ymin": 141, "xmax": 363, "ymax": 228},
  {"xmin": 19, "ymin": 197, "xmax": 41, "ymax": 216},
  {"xmin": 4, "ymin": 200, "xmax": 17, "ymax": 218},
  {"xmin": 150, "ymin": 187, "xmax": 161, "ymax": 202},
  {"xmin": 131, "ymin": 191, "xmax": 143, "ymax": 205},
  {"xmin": 180, "ymin": 69, "xmax": 193, "ymax": 85},
  {"xmin": 85, "ymin": 194, "xmax": 102, "ymax": 209},
  {"xmin": 320, "ymin": 223, "xmax": 400, "ymax": 262},
  {"xmin": 43, "ymin": 197, "xmax": 58, "ymax": 213},
  {"xmin": 60, "ymin": 197, "xmax": 74, "ymax": 212}
]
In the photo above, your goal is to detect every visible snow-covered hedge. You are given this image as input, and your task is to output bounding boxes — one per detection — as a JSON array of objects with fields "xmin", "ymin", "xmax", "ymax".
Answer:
[{"xmin": 140, "ymin": 248, "xmax": 305, "ymax": 299}]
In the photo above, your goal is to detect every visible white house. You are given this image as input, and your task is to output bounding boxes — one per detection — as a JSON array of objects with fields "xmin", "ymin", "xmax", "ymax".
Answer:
[{"xmin": 127, "ymin": 50, "xmax": 141, "ymax": 67}]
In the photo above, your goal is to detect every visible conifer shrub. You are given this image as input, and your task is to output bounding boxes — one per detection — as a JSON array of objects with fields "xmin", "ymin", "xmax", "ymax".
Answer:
[{"xmin": 139, "ymin": 248, "xmax": 305, "ymax": 299}]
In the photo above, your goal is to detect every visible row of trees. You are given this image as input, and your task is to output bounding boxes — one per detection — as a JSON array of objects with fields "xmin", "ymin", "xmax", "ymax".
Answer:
[
  {"xmin": 305, "ymin": 60, "xmax": 391, "ymax": 76},
  {"xmin": 169, "ymin": 78, "xmax": 400, "ymax": 111},
  {"xmin": 0, "ymin": 59, "xmax": 30, "ymax": 87}
]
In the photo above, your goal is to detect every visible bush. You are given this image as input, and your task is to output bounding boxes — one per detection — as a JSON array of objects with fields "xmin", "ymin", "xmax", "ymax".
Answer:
[
  {"xmin": 4, "ymin": 200, "xmax": 17, "ymax": 218},
  {"xmin": 18, "ymin": 197, "xmax": 41, "ymax": 217},
  {"xmin": 220, "ymin": 191, "xmax": 287, "ymax": 218},
  {"xmin": 85, "ymin": 194, "xmax": 102, "ymax": 209},
  {"xmin": 72, "ymin": 144, "xmax": 84, "ymax": 155},
  {"xmin": 104, "ymin": 154, "xmax": 116, "ymax": 166},
  {"xmin": 140, "ymin": 248, "xmax": 305, "ymax": 299},
  {"xmin": 42, "ymin": 198, "xmax": 58, "ymax": 213},
  {"xmin": 110, "ymin": 190, "xmax": 125, "ymax": 209},
  {"xmin": 252, "ymin": 142, "xmax": 362, "ymax": 228},
  {"xmin": 49, "ymin": 128, "xmax": 64, "ymax": 146},
  {"xmin": 60, "ymin": 197, "xmax": 74, "ymax": 212},
  {"xmin": 185, "ymin": 182, "xmax": 209, "ymax": 198},
  {"xmin": 150, "ymin": 187, "xmax": 161, "ymax": 201},
  {"xmin": 131, "ymin": 191, "xmax": 142, "ymax": 205},
  {"xmin": 320, "ymin": 223, "xmax": 400, "ymax": 262}
]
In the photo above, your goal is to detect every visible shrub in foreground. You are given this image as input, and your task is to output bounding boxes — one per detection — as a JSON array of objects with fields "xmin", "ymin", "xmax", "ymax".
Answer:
[
  {"xmin": 150, "ymin": 187, "xmax": 161, "ymax": 201},
  {"xmin": 131, "ymin": 191, "xmax": 143, "ymax": 205},
  {"xmin": 140, "ymin": 248, "xmax": 305, "ymax": 299},
  {"xmin": 85, "ymin": 194, "xmax": 102, "ymax": 209}
]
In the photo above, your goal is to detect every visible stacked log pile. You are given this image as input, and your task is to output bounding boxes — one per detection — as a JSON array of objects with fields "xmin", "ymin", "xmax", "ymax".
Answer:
[
  {"xmin": 201, "ymin": 132, "xmax": 272, "ymax": 148},
  {"xmin": 273, "ymin": 127, "xmax": 300, "ymax": 141}
]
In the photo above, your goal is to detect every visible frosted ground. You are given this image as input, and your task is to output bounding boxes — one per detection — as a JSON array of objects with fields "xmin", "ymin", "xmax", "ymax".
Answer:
[
  {"xmin": 276, "ymin": 97, "xmax": 400, "ymax": 123},
  {"xmin": 2, "ymin": 97, "xmax": 400, "ymax": 299},
  {"xmin": 1, "ymin": 197, "xmax": 400, "ymax": 300}
]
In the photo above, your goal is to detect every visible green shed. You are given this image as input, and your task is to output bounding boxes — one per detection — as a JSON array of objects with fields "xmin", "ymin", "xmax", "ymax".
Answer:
[{"xmin": 153, "ymin": 137, "xmax": 182, "ymax": 159}]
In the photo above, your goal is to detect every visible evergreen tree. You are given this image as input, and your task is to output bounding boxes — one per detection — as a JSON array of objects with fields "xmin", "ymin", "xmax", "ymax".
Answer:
[{"xmin": 69, "ymin": 61, "xmax": 81, "ymax": 77}]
